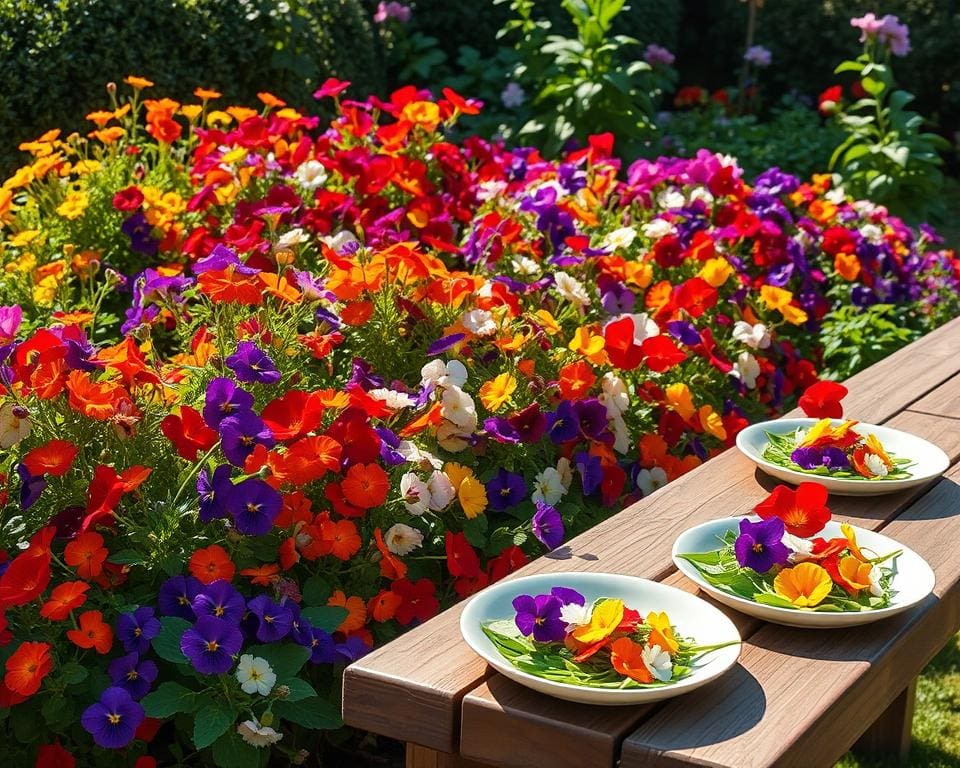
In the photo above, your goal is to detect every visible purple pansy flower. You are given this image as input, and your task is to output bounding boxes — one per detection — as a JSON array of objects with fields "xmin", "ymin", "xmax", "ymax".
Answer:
[
  {"xmin": 486, "ymin": 469, "xmax": 527, "ymax": 512},
  {"xmin": 81, "ymin": 687, "xmax": 145, "ymax": 749},
  {"xmin": 17, "ymin": 463, "xmax": 46, "ymax": 510},
  {"xmin": 223, "ymin": 477, "xmax": 282, "ymax": 535},
  {"xmin": 219, "ymin": 411, "xmax": 275, "ymax": 467},
  {"xmin": 484, "ymin": 416, "xmax": 521, "ymax": 444},
  {"xmin": 791, "ymin": 446, "xmax": 849, "ymax": 471},
  {"xmin": 335, "ymin": 635, "xmax": 371, "ymax": 663},
  {"xmin": 116, "ymin": 606, "xmax": 161, "ymax": 654},
  {"xmin": 158, "ymin": 575, "xmax": 203, "ymax": 620},
  {"xmin": 107, "ymin": 652, "xmax": 158, "ymax": 700},
  {"xmin": 225, "ymin": 341, "xmax": 281, "ymax": 385},
  {"xmin": 550, "ymin": 586, "xmax": 585, "ymax": 606},
  {"xmin": 512, "ymin": 593, "xmax": 566, "ymax": 643},
  {"xmin": 734, "ymin": 517, "xmax": 790, "ymax": 573},
  {"xmin": 574, "ymin": 399, "xmax": 609, "ymax": 440},
  {"xmin": 306, "ymin": 627, "xmax": 338, "ymax": 664},
  {"xmin": 246, "ymin": 595, "xmax": 294, "ymax": 642},
  {"xmin": 192, "ymin": 579, "xmax": 246, "ymax": 624},
  {"xmin": 180, "ymin": 615, "xmax": 243, "ymax": 675},
  {"xmin": 203, "ymin": 377, "xmax": 254, "ymax": 429},
  {"xmin": 574, "ymin": 451, "xmax": 604, "ymax": 496},
  {"xmin": 546, "ymin": 401, "xmax": 580, "ymax": 443},
  {"xmin": 532, "ymin": 501, "xmax": 565, "ymax": 550},
  {"xmin": 197, "ymin": 465, "xmax": 234, "ymax": 522}
]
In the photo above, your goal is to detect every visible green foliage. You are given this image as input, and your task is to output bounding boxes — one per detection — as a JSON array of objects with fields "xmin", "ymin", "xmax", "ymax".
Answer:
[
  {"xmin": 828, "ymin": 44, "xmax": 949, "ymax": 222},
  {"xmin": 820, "ymin": 304, "xmax": 920, "ymax": 380},
  {"xmin": 0, "ymin": 0, "xmax": 382, "ymax": 172},
  {"xmin": 656, "ymin": 96, "xmax": 844, "ymax": 179}
]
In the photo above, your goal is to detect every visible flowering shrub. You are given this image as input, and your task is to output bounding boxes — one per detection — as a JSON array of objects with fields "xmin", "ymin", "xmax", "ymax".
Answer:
[{"xmin": 0, "ymin": 77, "xmax": 957, "ymax": 765}]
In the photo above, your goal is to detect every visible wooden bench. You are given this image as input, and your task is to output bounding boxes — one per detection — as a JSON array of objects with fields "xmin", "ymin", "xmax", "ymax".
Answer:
[{"xmin": 342, "ymin": 316, "xmax": 960, "ymax": 768}]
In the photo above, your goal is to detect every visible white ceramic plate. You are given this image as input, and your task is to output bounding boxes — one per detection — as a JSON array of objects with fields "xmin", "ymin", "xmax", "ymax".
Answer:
[
  {"xmin": 737, "ymin": 418, "xmax": 949, "ymax": 496},
  {"xmin": 673, "ymin": 517, "xmax": 935, "ymax": 628},
  {"xmin": 460, "ymin": 572, "xmax": 741, "ymax": 705}
]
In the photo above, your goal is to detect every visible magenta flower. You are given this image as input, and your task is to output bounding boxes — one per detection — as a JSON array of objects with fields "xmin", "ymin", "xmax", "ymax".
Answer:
[{"xmin": 643, "ymin": 43, "xmax": 675, "ymax": 66}]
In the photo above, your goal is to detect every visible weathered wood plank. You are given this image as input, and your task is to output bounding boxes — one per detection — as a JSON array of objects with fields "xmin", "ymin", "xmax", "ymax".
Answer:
[
  {"xmin": 620, "ymin": 462, "xmax": 960, "ymax": 768},
  {"xmin": 406, "ymin": 744, "xmax": 491, "ymax": 768},
  {"xmin": 341, "ymin": 319, "xmax": 960, "ymax": 752},
  {"xmin": 908, "ymin": 371, "xmax": 960, "ymax": 420}
]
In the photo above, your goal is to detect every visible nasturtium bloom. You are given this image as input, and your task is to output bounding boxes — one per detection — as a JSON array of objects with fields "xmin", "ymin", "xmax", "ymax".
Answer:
[
  {"xmin": 754, "ymin": 482, "xmax": 831, "ymax": 538},
  {"xmin": 646, "ymin": 611, "xmax": 680, "ymax": 655},
  {"xmin": 609, "ymin": 637, "xmax": 653, "ymax": 683},
  {"xmin": 4, "ymin": 641, "xmax": 53, "ymax": 696},
  {"xmin": 773, "ymin": 562, "xmax": 833, "ymax": 607},
  {"xmin": 571, "ymin": 598, "xmax": 624, "ymax": 644}
]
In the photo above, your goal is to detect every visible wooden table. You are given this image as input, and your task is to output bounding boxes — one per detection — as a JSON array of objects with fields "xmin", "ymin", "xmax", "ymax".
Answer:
[{"xmin": 343, "ymin": 317, "xmax": 960, "ymax": 768}]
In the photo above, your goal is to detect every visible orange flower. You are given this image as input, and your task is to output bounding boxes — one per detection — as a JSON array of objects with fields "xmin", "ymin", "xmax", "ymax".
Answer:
[
  {"xmin": 341, "ymin": 463, "xmax": 390, "ymax": 509},
  {"xmin": 65, "ymin": 370, "xmax": 122, "ymax": 420},
  {"xmin": 4, "ymin": 641, "xmax": 53, "ymax": 696},
  {"xmin": 834, "ymin": 252, "xmax": 861, "ymax": 281},
  {"xmin": 320, "ymin": 519, "xmax": 362, "ymax": 561},
  {"xmin": 558, "ymin": 361, "xmax": 596, "ymax": 400},
  {"xmin": 257, "ymin": 92, "xmax": 286, "ymax": 108},
  {"xmin": 124, "ymin": 75, "xmax": 154, "ymax": 89},
  {"xmin": 23, "ymin": 439, "xmax": 79, "ymax": 477},
  {"xmin": 40, "ymin": 581, "xmax": 89, "ymax": 621},
  {"xmin": 368, "ymin": 589, "xmax": 402, "ymax": 622},
  {"xmin": 194, "ymin": 87, "xmax": 222, "ymax": 100},
  {"xmin": 328, "ymin": 590, "xmax": 367, "ymax": 633},
  {"xmin": 609, "ymin": 637, "xmax": 653, "ymax": 683},
  {"xmin": 67, "ymin": 610, "xmax": 113, "ymax": 654},
  {"xmin": 239, "ymin": 564, "xmax": 281, "ymax": 587},
  {"xmin": 64, "ymin": 532, "xmax": 108, "ymax": 580},
  {"xmin": 188, "ymin": 545, "xmax": 235, "ymax": 585}
]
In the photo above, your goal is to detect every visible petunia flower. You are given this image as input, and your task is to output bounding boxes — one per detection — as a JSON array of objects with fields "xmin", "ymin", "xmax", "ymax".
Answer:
[
  {"xmin": 226, "ymin": 341, "xmax": 282, "ymax": 385},
  {"xmin": 734, "ymin": 517, "xmax": 791, "ymax": 573},
  {"xmin": 531, "ymin": 501, "xmax": 564, "ymax": 550},
  {"xmin": 180, "ymin": 615, "xmax": 243, "ymax": 675},
  {"xmin": 512, "ymin": 593, "xmax": 565, "ymax": 643},
  {"xmin": 81, "ymin": 687, "xmax": 145, "ymax": 749},
  {"xmin": 798, "ymin": 380, "xmax": 848, "ymax": 419}
]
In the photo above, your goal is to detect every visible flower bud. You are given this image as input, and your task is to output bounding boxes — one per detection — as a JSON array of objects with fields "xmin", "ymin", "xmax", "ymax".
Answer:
[
  {"xmin": 274, "ymin": 684, "xmax": 290, "ymax": 699},
  {"xmin": 260, "ymin": 711, "xmax": 274, "ymax": 727}
]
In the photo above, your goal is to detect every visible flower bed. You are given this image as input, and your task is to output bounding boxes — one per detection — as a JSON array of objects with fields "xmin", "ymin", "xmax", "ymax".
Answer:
[{"xmin": 0, "ymin": 79, "xmax": 957, "ymax": 766}]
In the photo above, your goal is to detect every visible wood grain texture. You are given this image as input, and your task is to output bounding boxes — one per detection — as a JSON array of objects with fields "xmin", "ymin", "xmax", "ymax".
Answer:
[
  {"xmin": 406, "ymin": 744, "xmax": 492, "ymax": 768},
  {"xmin": 621, "ymin": 462, "xmax": 960, "ymax": 768},
  {"xmin": 341, "ymin": 319, "xmax": 960, "ymax": 752},
  {"xmin": 908, "ymin": 371, "xmax": 960, "ymax": 420},
  {"xmin": 852, "ymin": 681, "xmax": 916, "ymax": 763}
]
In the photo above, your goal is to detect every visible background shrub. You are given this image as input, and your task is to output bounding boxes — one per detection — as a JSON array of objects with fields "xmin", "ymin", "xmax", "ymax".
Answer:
[{"xmin": 0, "ymin": 0, "xmax": 382, "ymax": 171}]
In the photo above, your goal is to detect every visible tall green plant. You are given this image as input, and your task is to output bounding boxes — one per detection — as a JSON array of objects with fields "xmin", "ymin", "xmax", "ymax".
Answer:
[{"xmin": 827, "ymin": 15, "xmax": 949, "ymax": 222}]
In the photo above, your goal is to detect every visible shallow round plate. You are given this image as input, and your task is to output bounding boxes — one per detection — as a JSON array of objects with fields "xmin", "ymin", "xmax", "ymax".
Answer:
[
  {"xmin": 737, "ymin": 418, "xmax": 949, "ymax": 496},
  {"xmin": 460, "ymin": 572, "xmax": 741, "ymax": 705},
  {"xmin": 673, "ymin": 517, "xmax": 935, "ymax": 628}
]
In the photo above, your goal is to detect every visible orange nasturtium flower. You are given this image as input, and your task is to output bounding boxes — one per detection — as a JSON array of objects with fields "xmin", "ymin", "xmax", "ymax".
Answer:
[
  {"xmin": 124, "ymin": 75, "xmax": 155, "ymax": 89},
  {"xmin": 609, "ymin": 637, "xmax": 653, "ymax": 683},
  {"xmin": 63, "ymin": 532, "xmax": 108, "ymax": 580},
  {"xmin": 4, "ymin": 641, "xmax": 54, "ymax": 696},
  {"xmin": 646, "ymin": 611, "xmax": 680, "ymax": 655},
  {"xmin": 341, "ymin": 463, "xmax": 390, "ymax": 510},
  {"xmin": 773, "ymin": 562, "xmax": 833, "ymax": 607},
  {"xmin": 39, "ymin": 581, "xmax": 90, "ymax": 621},
  {"xmin": 67, "ymin": 610, "xmax": 114, "ymax": 654},
  {"xmin": 328, "ymin": 590, "xmax": 367, "ymax": 633},
  {"xmin": 188, "ymin": 544, "xmax": 236, "ymax": 585}
]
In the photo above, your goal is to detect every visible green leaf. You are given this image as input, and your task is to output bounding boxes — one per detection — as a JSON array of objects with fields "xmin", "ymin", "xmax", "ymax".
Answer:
[
  {"xmin": 108, "ymin": 548, "xmax": 145, "ymax": 565},
  {"xmin": 462, "ymin": 515, "xmax": 488, "ymax": 548},
  {"xmin": 302, "ymin": 575, "xmax": 332, "ymax": 605},
  {"xmin": 60, "ymin": 661, "xmax": 88, "ymax": 685},
  {"xmin": 212, "ymin": 732, "xmax": 262, "ymax": 768},
  {"xmin": 280, "ymin": 678, "xmax": 318, "ymax": 702},
  {"xmin": 273, "ymin": 696, "xmax": 343, "ymax": 730},
  {"xmin": 246, "ymin": 643, "xmax": 310, "ymax": 681},
  {"xmin": 194, "ymin": 702, "xmax": 235, "ymax": 749},
  {"xmin": 141, "ymin": 681, "xmax": 199, "ymax": 718},
  {"xmin": 300, "ymin": 606, "xmax": 348, "ymax": 634},
  {"xmin": 152, "ymin": 616, "xmax": 191, "ymax": 664}
]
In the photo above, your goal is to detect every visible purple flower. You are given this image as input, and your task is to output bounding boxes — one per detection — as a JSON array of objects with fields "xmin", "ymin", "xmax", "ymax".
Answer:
[
  {"xmin": 81, "ymin": 687, "xmax": 145, "ymax": 749},
  {"xmin": 550, "ymin": 587, "xmax": 585, "ymax": 606},
  {"xmin": 574, "ymin": 399, "xmax": 609, "ymax": 440},
  {"xmin": 791, "ymin": 446, "xmax": 849, "ymax": 471},
  {"xmin": 336, "ymin": 635, "xmax": 371, "ymax": 662},
  {"xmin": 219, "ymin": 411, "xmax": 275, "ymax": 467},
  {"xmin": 203, "ymin": 377, "xmax": 254, "ymax": 429},
  {"xmin": 223, "ymin": 477, "xmax": 282, "ymax": 535},
  {"xmin": 158, "ymin": 575, "xmax": 203, "ymax": 620},
  {"xmin": 512, "ymin": 593, "xmax": 565, "ymax": 643},
  {"xmin": 667, "ymin": 320, "xmax": 701, "ymax": 346},
  {"xmin": 108, "ymin": 652, "xmax": 158, "ymax": 700},
  {"xmin": 116, "ymin": 606, "xmax": 161, "ymax": 654},
  {"xmin": 427, "ymin": 333, "xmax": 465, "ymax": 356},
  {"xmin": 306, "ymin": 627, "xmax": 337, "ymax": 664},
  {"xmin": 484, "ymin": 416, "xmax": 521, "ymax": 444},
  {"xmin": 192, "ymin": 579, "xmax": 246, "ymax": 624},
  {"xmin": 532, "ymin": 501, "xmax": 564, "ymax": 550},
  {"xmin": 225, "ymin": 341, "xmax": 281, "ymax": 385},
  {"xmin": 375, "ymin": 426, "xmax": 407, "ymax": 466},
  {"xmin": 486, "ymin": 469, "xmax": 527, "ymax": 512},
  {"xmin": 180, "ymin": 615, "xmax": 243, "ymax": 675},
  {"xmin": 246, "ymin": 595, "xmax": 293, "ymax": 642},
  {"xmin": 121, "ymin": 211, "xmax": 158, "ymax": 257},
  {"xmin": 643, "ymin": 43, "xmax": 675, "ymax": 66},
  {"xmin": 197, "ymin": 465, "xmax": 234, "ymax": 522},
  {"xmin": 574, "ymin": 451, "xmax": 603, "ymax": 496},
  {"xmin": 743, "ymin": 44, "xmax": 772, "ymax": 67},
  {"xmin": 546, "ymin": 401, "xmax": 579, "ymax": 443},
  {"xmin": 194, "ymin": 244, "xmax": 259, "ymax": 275},
  {"xmin": 734, "ymin": 517, "xmax": 790, "ymax": 573},
  {"xmin": 17, "ymin": 463, "xmax": 46, "ymax": 510}
]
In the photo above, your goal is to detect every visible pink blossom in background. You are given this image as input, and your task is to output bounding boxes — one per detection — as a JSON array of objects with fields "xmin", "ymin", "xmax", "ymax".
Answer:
[
  {"xmin": 878, "ymin": 14, "xmax": 911, "ymax": 57},
  {"xmin": 850, "ymin": 12, "xmax": 884, "ymax": 41},
  {"xmin": 374, "ymin": 1, "xmax": 411, "ymax": 24},
  {"xmin": 643, "ymin": 44, "xmax": 675, "ymax": 67}
]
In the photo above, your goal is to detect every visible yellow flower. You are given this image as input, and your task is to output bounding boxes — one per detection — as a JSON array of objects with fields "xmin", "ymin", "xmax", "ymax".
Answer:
[
  {"xmin": 56, "ymin": 192, "xmax": 89, "ymax": 220},
  {"xmin": 780, "ymin": 304, "xmax": 808, "ymax": 325},
  {"xmin": 124, "ymin": 75, "xmax": 155, "ymax": 89},
  {"xmin": 478, "ymin": 373, "xmax": 517, "ymax": 412},
  {"xmin": 3, "ymin": 166, "xmax": 35, "ymax": 191},
  {"xmin": 760, "ymin": 285, "xmax": 793, "ymax": 311},
  {"xmin": 838, "ymin": 556, "xmax": 873, "ymax": 593},
  {"xmin": 444, "ymin": 462, "xmax": 474, "ymax": 491},
  {"xmin": 624, "ymin": 261, "xmax": 653, "ymax": 289},
  {"xmin": 698, "ymin": 405, "xmax": 727, "ymax": 440},
  {"xmin": 400, "ymin": 101, "xmax": 441, "ymax": 132},
  {"xmin": 699, "ymin": 257, "xmax": 734, "ymax": 288},
  {"xmin": 8, "ymin": 230, "xmax": 40, "ymax": 248},
  {"xmin": 533, "ymin": 309, "xmax": 561, "ymax": 335},
  {"xmin": 798, "ymin": 418, "xmax": 858, "ymax": 448},
  {"xmin": 665, "ymin": 383, "xmax": 695, "ymax": 421},
  {"xmin": 207, "ymin": 110, "xmax": 234, "ymax": 127},
  {"xmin": 180, "ymin": 104, "xmax": 203, "ymax": 121},
  {"xmin": 569, "ymin": 325, "xmax": 605, "ymax": 363},
  {"xmin": 646, "ymin": 611, "xmax": 679, "ymax": 655},
  {"xmin": 773, "ymin": 562, "xmax": 833, "ymax": 607},
  {"xmin": 840, "ymin": 523, "xmax": 868, "ymax": 562},
  {"xmin": 457, "ymin": 475, "xmax": 488, "ymax": 519},
  {"xmin": 572, "ymin": 599, "xmax": 624, "ymax": 644}
]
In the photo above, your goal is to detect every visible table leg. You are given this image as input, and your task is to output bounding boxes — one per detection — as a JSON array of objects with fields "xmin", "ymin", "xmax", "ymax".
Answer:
[
  {"xmin": 852, "ymin": 679, "xmax": 917, "ymax": 763},
  {"xmin": 406, "ymin": 743, "xmax": 493, "ymax": 768}
]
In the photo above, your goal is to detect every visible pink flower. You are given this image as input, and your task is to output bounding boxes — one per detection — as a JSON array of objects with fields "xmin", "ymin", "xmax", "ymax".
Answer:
[
  {"xmin": 643, "ymin": 44, "xmax": 675, "ymax": 67},
  {"xmin": 374, "ymin": 1, "xmax": 411, "ymax": 23},
  {"xmin": 851, "ymin": 12, "xmax": 884, "ymax": 42}
]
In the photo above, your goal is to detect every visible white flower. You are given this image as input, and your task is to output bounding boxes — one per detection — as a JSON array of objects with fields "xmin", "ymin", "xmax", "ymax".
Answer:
[
  {"xmin": 440, "ymin": 359, "xmax": 468, "ymax": 388},
  {"xmin": 294, "ymin": 159, "xmax": 328, "ymax": 189},
  {"xmin": 603, "ymin": 227, "xmax": 637, "ymax": 250},
  {"xmin": 532, "ymin": 467, "xmax": 566, "ymax": 505},
  {"xmin": 614, "ymin": 312, "xmax": 659, "ymax": 345},
  {"xmin": 419, "ymin": 359, "xmax": 446, "ymax": 387},
  {"xmin": 369, "ymin": 388, "xmax": 416, "ymax": 410},
  {"xmin": 476, "ymin": 180, "xmax": 507, "ymax": 201},
  {"xmin": 600, "ymin": 373, "xmax": 630, "ymax": 416},
  {"xmin": 609, "ymin": 412, "xmax": 630, "ymax": 454},
  {"xmin": 555, "ymin": 457, "xmax": 573, "ymax": 491},
  {"xmin": 461, "ymin": 308, "xmax": 496, "ymax": 336},
  {"xmin": 560, "ymin": 602, "xmax": 593, "ymax": 628},
  {"xmin": 782, "ymin": 533, "xmax": 815, "ymax": 563},
  {"xmin": 731, "ymin": 351, "xmax": 761, "ymax": 389},
  {"xmin": 865, "ymin": 453, "xmax": 890, "ymax": 477},
  {"xmin": 867, "ymin": 565, "xmax": 885, "ymax": 597},
  {"xmin": 501, "ymin": 82, "xmax": 526, "ymax": 109},
  {"xmin": 237, "ymin": 718, "xmax": 283, "ymax": 748},
  {"xmin": 860, "ymin": 223, "xmax": 884, "ymax": 244},
  {"xmin": 397, "ymin": 440, "xmax": 443, "ymax": 469},
  {"xmin": 554, "ymin": 272, "xmax": 591, "ymax": 307},
  {"xmin": 688, "ymin": 186, "xmax": 715, "ymax": 206},
  {"xmin": 436, "ymin": 422, "xmax": 471, "ymax": 452},
  {"xmin": 235, "ymin": 655, "xmax": 276, "ymax": 696},
  {"xmin": 825, "ymin": 186, "xmax": 847, "ymax": 204},
  {"xmin": 321, "ymin": 230, "xmax": 359, "ymax": 254},
  {"xmin": 0, "ymin": 402, "xmax": 31, "ymax": 449},
  {"xmin": 427, "ymin": 470, "xmax": 456, "ymax": 510},
  {"xmin": 732, "ymin": 321, "xmax": 771, "ymax": 350},
  {"xmin": 277, "ymin": 227, "xmax": 308, "ymax": 249},
  {"xmin": 400, "ymin": 473, "xmax": 432, "ymax": 515},
  {"xmin": 656, "ymin": 188, "xmax": 686, "ymax": 210},
  {"xmin": 511, "ymin": 256, "xmax": 540, "ymax": 276},
  {"xmin": 385, "ymin": 523, "xmax": 423, "ymax": 555},
  {"xmin": 642, "ymin": 219, "xmax": 675, "ymax": 239},
  {"xmin": 636, "ymin": 467, "xmax": 668, "ymax": 497},
  {"xmin": 441, "ymin": 385, "xmax": 478, "ymax": 431},
  {"xmin": 642, "ymin": 644, "xmax": 673, "ymax": 682}
]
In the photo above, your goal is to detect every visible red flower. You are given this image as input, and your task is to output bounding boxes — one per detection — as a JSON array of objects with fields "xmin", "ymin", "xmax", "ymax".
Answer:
[
  {"xmin": 391, "ymin": 578, "xmax": 439, "ymax": 626},
  {"xmin": 64, "ymin": 532, "xmax": 108, "ymax": 579},
  {"xmin": 189, "ymin": 544, "xmax": 235, "ymax": 585},
  {"xmin": 798, "ymin": 380, "xmax": 848, "ymax": 419},
  {"xmin": 603, "ymin": 316, "xmax": 643, "ymax": 370},
  {"xmin": 487, "ymin": 545, "xmax": 527, "ymax": 582},
  {"xmin": 112, "ymin": 186, "xmax": 144, "ymax": 212},
  {"xmin": 83, "ymin": 464, "xmax": 151, "ymax": 531},
  {"xmin": 445, "ymin": 531, "xmax": 480, "ymax": 578},
  {"xmin": 313, "ymin": 77, "xmax": 351, "ymax": 100},
  {"xmin": 673, "ymin": 277, "xmax": 718, "ymax": 318},
  {"xmin": 818, "ymin": 85, "xmax": 843, "ymax": 116},
  {"xmin": 66, "ymin": 609, "xmax": 113, "ymax": 654},
  {"xmin": 341, "ymin": 463, "xmax": 390, "ymax": 510},
  {"xmin": 161, "ymin": 406, "xmax": 218, "ymax": 461},
  {"xmin": 4, "ymin": 641, "xmax": 53, "ymax": 696},
  {"xmin": 262, "ymin": 390, "xmax": 325, "ymax": 441},
  {"xmin": 39, "ymin": 581, "xmax": 89, "ymax": 620},
  {"xmin": 641, "ymin": 335, "xmax": 686, "ymax": 373},
  {"xmin": 36, "ymin": 741, "xmax": 76, "ymax": 768},
  {"xmin": 754, "ymin": 482, "xmax": 831, "ymax": 538},
  {"xmin": 0, "ymin": 551, "xmax": 52, "ymax": 609},
  {"xmin": 22, "ymin": 439, "xmax": 78, "ymax": 477}
]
